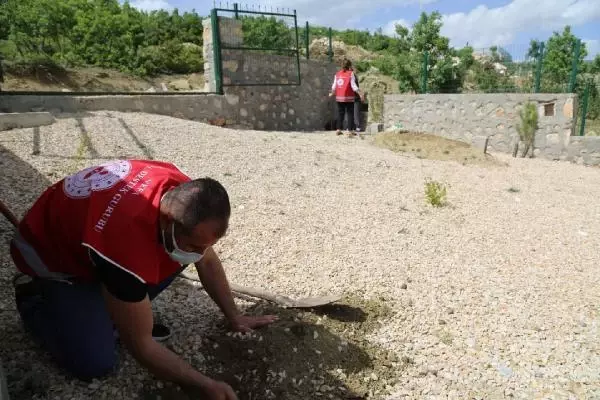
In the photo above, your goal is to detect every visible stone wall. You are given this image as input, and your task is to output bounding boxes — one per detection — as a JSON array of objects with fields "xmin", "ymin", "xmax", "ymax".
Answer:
[
  {"xmin": 564, "ymin": 136, "xmax": 600, "ymax": 165},
  {"xmin": 382, "ymin": 93, "xmax": 600, "ymax": 165},
  {"xmin": 221, "ymin": 50, "xmax": 300, "ymax": 86}
]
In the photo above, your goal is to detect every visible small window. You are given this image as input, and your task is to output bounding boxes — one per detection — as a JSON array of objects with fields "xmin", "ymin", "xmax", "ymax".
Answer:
[{"xmin": 544, "ymin": 103, "xmax": 555, "ymax": 117}]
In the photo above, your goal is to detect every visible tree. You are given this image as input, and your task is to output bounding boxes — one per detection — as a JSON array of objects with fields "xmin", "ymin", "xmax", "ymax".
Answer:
[
  {"xmin": 0, "ymin": 0, "xmax": 204, "ymax": 75},
  {"xmin": 589, "ymin": 54, "xmax": 600, "ymax": 74},
  {"xmin": 392, "ymin": 12, "xmax": 472, "ymax": 93},
  {"xmin": 241, "ymin": 16, "xmax": 294, "ymax": 50},
  {"xmin": 528, "ymin": 26, "xmax": 588, "ymax": 90},
  {"xmin": 516, "ymin": 102, "xmax": 538, "ymax": 158}
]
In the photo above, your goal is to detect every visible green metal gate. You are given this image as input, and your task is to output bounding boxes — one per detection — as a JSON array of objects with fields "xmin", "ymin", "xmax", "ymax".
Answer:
[{"xmin": 211, "ymin": 3, "xmax": 301, "ymax": 94}]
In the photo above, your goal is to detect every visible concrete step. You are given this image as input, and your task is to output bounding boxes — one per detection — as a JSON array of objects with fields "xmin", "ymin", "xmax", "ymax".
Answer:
[{"xmin": 0, "ymin": 112, "xmax": 55, "ymax": 131}]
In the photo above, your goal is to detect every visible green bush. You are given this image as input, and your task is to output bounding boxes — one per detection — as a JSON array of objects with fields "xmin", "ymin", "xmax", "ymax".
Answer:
[{"xmin": 136, "ymin": 41, "xmax": 203, "ymax": 76}]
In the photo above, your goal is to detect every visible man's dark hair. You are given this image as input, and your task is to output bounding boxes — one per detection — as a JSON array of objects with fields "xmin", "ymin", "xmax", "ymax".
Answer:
[{"xmin": 164, "ymin": 177, "xmax": 231, "ymax": 236}]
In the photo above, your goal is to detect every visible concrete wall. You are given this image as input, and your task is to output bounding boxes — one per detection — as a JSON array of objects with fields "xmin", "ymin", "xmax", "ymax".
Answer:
[
  {"xmin": 383, "ymin": 93, "xmax": 600, "ymax": 166},
  {"xmin": 0, "ymin": 112, "xmax": 55, "ymax": 131}
]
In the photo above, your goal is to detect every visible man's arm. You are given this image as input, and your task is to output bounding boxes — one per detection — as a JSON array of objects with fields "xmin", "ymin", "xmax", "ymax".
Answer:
[
  {"xmin": 195, "ymin": 247, "xmax": 240, "ymax": 323},
  {"xmin": 194, "ymin": 248, "xmax": 278, "ymax": 332},
  {"xmin": 102, "ymin": 287, "xmax": 237, "ymax": 399}
]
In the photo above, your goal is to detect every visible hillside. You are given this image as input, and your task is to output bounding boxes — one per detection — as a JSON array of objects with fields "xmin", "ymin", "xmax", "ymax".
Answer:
[
  {"xmin": 0, "ymin": 38, "xmax": 402, "ymax": 96},
  {"xmin": 1, "ymin": 65, "xmax": 205, "ymax": 92}
]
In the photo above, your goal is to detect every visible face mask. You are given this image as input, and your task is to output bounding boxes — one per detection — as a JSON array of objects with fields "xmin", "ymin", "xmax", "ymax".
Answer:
[{"xmin": 162, "ymin": 224, "xmax": 203, "ymax": 265}]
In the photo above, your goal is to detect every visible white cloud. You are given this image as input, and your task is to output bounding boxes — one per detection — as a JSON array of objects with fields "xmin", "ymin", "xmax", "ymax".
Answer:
[
  {"xmin": 583, "ymin": 39, "xmax": 599, "ymax": 60},
  {"xmin": 439, "ymin": 0, "xmax": 600, "ymax": 49},
  {"xmin": 130, "ymin": 0, "xmax": 173, "ymax": 11},
  {"xmin": 383, "ymin": 19, "xmax": 411, "ymax": 37},
  {"xmin": 263, "ymin": 0, "xmax": 438, "ymax": 30}
]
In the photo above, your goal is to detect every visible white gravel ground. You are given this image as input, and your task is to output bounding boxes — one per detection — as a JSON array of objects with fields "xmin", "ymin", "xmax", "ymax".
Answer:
[{"xmin": 1, "ymin": 111, "xmax": 600, "ymax": 399}]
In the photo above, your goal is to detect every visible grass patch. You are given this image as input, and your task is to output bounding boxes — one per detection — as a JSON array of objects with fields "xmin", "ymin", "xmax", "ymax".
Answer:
[
  {"xmin": 424, "ymin": 178, "xmax": 448, "ymax": 207},
  {"xmin": 373, "ymin": 131, "xmax": 503, "ymax": 167},
  {"xmin": 143, "ymin": 296, "xmax": 404, "ymax": 400}
]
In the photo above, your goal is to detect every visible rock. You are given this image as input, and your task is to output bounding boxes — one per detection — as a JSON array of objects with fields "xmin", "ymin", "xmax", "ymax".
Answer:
[
  {"xmin": 400, "ymin": 283, "xmax": 408, "ymax": 289},
  {"xmin": 367, "ymin": 123, "xmax": 384, "ymax": 134},
  {"xmin": 168, "ymin": 79, "xmax": 191, "ymax": 91}
]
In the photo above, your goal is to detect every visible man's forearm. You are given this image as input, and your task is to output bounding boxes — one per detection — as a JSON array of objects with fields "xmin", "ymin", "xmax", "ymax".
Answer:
[{"xmin": 195, "ymin": 248, "xmax": 240, "ymax": 322}]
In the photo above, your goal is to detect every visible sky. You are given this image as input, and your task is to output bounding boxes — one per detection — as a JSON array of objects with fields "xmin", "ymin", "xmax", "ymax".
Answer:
[{"xmin": 127, "ymin": 0, "xmax": 600, "ymax": 60}]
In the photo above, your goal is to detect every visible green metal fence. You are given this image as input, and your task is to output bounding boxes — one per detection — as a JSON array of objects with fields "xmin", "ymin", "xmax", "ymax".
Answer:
[
  {"xmin": 297, "ymin": 23, "xmax": 333, "ymax": 63},
  {"xmin": 575, "ymin": 79, "xmax": 600, "ymax": 136},
  {"xmin": 212, "ymin": 3, "xmax": 301, "ymax": 93},
  {"xmin": 419, "ymin": 40, "xmax": 586, "ymax": 95}
]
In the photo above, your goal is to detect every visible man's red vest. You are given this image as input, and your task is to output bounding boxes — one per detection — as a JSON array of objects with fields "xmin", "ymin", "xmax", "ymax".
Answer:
[
  {"xmin": 10, "ymin": 159, "xmax": 191, "ymax": 285},
  {"xmin": 334, "ymin": 69, "xmax": 355, "ymax": 102}
]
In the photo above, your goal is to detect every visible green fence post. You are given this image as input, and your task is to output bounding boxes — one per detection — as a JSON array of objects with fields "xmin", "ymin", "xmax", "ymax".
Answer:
[
  {"xmin": 305, "ymin": 21, "xmax": 310, "ymax": 60},
  {"xmin": 579, "ymin": 80, "xmax": 590, "ymax": 136},
  {"xmin": 210, "ymin": 8, "xmax": 223, "ymax": 95},
  {"xmin": 421, "ymin": 51, "xmax": 429, "ymax": 94},
  {"xmin": 534, "ymin": 41, "xmax": 544, "ymax": 93},
  {"xmin": 233, "ymin": 3, "xmax": 239, "ymax": 19},
  {"xmin": 294, "ymin": 10, "xmax": 301, "ymax": 85},
  {"xmin": 568, "ymin": 39, "xmax": 581, "ymax": 93},
  {"xmin": 328, "ymin": 27, "xmax": 333, "ymax": 62}
]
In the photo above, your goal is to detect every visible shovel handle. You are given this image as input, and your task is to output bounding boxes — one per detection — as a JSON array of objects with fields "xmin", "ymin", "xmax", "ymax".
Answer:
[
  {"xmin": 179, "ymin": 269, "xmax": 293, "ymax": 306},
  {"xmin": 228, "ymin": 283, "xmax": 293, "ymax": 306},
  {"xmin": 0, "ymin": 199, "xmax": 19, "ymax": 227}
]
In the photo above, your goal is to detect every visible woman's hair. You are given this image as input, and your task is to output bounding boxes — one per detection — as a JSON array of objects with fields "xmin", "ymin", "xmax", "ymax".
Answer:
[{"xmin": 342, "ymin": 58, "xmax": 352, "ymax": 71}]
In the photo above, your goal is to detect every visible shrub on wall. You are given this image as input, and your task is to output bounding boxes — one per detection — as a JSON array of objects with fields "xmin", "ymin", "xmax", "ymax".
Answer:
[{"xmin": 516, "ymin": 101, "xmax": 539, "ymax": 158}]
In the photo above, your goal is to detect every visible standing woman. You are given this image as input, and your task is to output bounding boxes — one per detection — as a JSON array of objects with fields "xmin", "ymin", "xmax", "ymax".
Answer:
[{"xmin": 330, "ymin": 59, "xmax": 364, "ymax": 136}]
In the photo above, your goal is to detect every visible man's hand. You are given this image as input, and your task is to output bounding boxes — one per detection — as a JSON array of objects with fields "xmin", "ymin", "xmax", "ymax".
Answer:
[
  {"xmin": 203, "ymin": 380, "xmax": 238, "ymax": 400},
  {"xmin": 230, "ymin": 314, "xmax": 278, "ymax": 332}
]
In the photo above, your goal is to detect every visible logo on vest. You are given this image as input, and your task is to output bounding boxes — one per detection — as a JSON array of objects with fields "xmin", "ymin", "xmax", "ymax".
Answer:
[
  {"xmin": 63, "ymin": 160, "xmax": 132, "ymax": 199},
  {"xmin": 337, "ymin": 78, "xmax": 344, "ymax": 87}
]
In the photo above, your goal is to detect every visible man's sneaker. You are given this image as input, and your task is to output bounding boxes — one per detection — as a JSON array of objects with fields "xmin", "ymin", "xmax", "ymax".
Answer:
[
  {"xmin": 335, "ymin": 130, "xmax": 343, "ymax": 135},
  {"xmin": 152, "ymin": 323, "xmax": 172, "ymax": 342},
  {"xmin": 12, "ymin": 273, "xmax": 32, "ymax": 287},
  {"xmin": 114, "ymin": 323, "xmax": 172, "ymax": 342},
  {"xmin": 13, "ymin": 273, "xmax": 39, "ymax": 298}
]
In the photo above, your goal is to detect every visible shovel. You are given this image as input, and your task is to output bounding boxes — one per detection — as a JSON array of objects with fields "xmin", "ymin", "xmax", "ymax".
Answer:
[{"xmin": 180, "ymin": 270, "xmax": 341, "ymax": 309}]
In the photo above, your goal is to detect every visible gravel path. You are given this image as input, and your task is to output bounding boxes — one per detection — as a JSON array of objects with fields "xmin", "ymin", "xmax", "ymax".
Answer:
[{"xmin": 1, "ymin": 111, "xmax": 600, "ymax": 399}]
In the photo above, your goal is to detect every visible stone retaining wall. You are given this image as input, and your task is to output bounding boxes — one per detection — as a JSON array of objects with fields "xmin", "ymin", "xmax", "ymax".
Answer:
[
  {"xmin": 383, "ymin": 93, "xmax": 599, "ymax": 166},
  {"xmin": 0, "ymin": 86, "xmax": 336, "ymax": 131}
]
